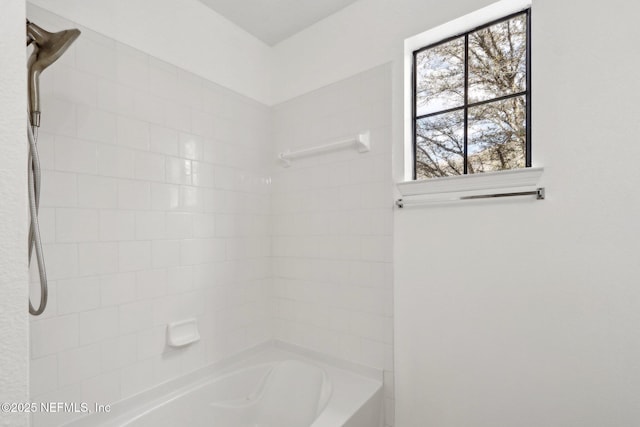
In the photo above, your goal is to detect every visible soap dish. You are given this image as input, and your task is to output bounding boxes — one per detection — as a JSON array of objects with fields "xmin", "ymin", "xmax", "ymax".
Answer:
[{"xmin": 166, "ymin": 318, "xmax": 200, "ymax": 347}]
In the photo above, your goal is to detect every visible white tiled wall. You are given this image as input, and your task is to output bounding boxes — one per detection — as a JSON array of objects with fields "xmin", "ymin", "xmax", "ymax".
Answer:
[
  {"xmin": 28, "ymin": 6, "xmax": 272, "ymax": 426},
  {"xmin": 271, "ymin": 64, "xmax": 395, "ymax": 426},
  {"xmin": 28, "ymin": 5, "xmax": 395, "ymax": 427}
]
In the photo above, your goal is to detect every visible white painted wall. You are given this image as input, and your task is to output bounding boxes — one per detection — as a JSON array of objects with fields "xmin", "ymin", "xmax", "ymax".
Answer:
[
  {"xmin": 0, "ymin": 0, "xmax": 29, "ymax": 426},
  {"xmin": 28, "ymin": 0, "xmax": 273, "ymax": 105},
  {"xmin": 271, "ymin": 0, "xmax": 496, "ymax": 104},
  {"xmin": 396, "ymin": 1, "xmax": 640, "ymax": 425}
]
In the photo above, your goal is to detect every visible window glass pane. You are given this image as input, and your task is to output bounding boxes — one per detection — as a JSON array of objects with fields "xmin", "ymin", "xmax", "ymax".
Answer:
[
  {"xmin": 416, "ymin": 110, "xmax": 465, "ymax": 179},
  {"xmin": 468, "ymin": 13, "xmax": 527, "ymax": 103},
  {"xmin": 468, "ymin": 95, "xmax": 526, "ymax": 174},
  {"xmin": 415, "ymin": 37, "xmax": 465, "ymax": 116}
]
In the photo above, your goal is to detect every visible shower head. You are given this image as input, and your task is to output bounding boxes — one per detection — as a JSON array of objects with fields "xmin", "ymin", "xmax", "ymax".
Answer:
[{"xmin": 26, "ymin": 20, "xmax": 81, "ymax": 127}]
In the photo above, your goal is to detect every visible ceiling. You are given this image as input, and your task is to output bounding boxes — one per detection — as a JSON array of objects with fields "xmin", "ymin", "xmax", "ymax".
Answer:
[{"xmin": 197, "ymin": 0, "xmax": 361, "ymax": 45}]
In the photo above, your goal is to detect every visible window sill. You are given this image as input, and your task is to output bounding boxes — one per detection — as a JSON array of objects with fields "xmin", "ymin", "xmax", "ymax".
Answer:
[{"xmin": 396, "ymin": 167, "xmax": 544, "ymax": 198}]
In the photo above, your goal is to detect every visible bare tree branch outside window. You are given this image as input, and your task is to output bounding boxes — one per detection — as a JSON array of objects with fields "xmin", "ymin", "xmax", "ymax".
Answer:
[{"xmin": 414, "ymin": 11, "xmax": 530, "ymax": 180}]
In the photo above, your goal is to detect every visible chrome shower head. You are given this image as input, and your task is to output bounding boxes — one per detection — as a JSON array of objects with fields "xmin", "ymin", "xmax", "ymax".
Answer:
[{"xmin": 26, "ymin": 20, "xmax": 81, "ymax": 127}]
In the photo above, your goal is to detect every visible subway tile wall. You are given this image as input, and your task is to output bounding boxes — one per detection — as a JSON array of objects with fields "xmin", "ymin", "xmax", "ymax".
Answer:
[
  {"xmin": 271, "ymin": 64, "xmax": 395, "ymax": 427},
  {"xmin": 28, "ymin": 6, "xmax": 272, "ymax": 426},
  {"xmin": 27, "ymin": 6, "xmax": 395, "ymax": 427}
]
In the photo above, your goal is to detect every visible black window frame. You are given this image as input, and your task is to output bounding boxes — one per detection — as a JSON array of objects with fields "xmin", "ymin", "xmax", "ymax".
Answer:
[{"xmin": 412, "ymin": 9, "xmax": 532, "ymax": 180}]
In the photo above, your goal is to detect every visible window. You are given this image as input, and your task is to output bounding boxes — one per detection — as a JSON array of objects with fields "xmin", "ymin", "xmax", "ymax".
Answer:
[{"xmin": 412, "ymin": 10, "xmax": 530, "ymax": 180}]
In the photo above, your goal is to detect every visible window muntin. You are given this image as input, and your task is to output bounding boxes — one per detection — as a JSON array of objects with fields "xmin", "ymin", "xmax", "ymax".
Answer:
[{"xmin": 413, "ymin": 10, "xmax": 530, "ymax": 180}]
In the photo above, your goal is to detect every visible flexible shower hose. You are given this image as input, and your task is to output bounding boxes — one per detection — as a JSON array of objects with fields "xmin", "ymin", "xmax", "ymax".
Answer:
[{"xmin": 27, "ymin": 121, "xmax": 48, "ymax": 315}]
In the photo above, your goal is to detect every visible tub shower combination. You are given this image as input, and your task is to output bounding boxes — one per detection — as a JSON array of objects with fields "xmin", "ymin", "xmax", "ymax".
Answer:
[{"xmin": 24, "ymin": 20, "xmax": 384, "ymax": 427}]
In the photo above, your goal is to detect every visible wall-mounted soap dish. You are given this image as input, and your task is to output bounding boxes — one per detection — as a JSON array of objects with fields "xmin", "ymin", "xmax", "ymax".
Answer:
[{"xmin": 166, "ymin": 318, "xmax": 200, "ymax": 347}]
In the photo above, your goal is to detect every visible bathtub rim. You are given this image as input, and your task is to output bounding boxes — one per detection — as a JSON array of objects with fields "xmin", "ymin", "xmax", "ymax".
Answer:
[{"xmin": 62, "ymin": 339, "xmax": 383, "ymax": 427}]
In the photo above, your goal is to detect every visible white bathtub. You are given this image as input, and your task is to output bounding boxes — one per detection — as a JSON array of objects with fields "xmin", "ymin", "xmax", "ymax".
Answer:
[{"xmin": 64, "ymin": 342, "xmax": 383, "ymax": 427}]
